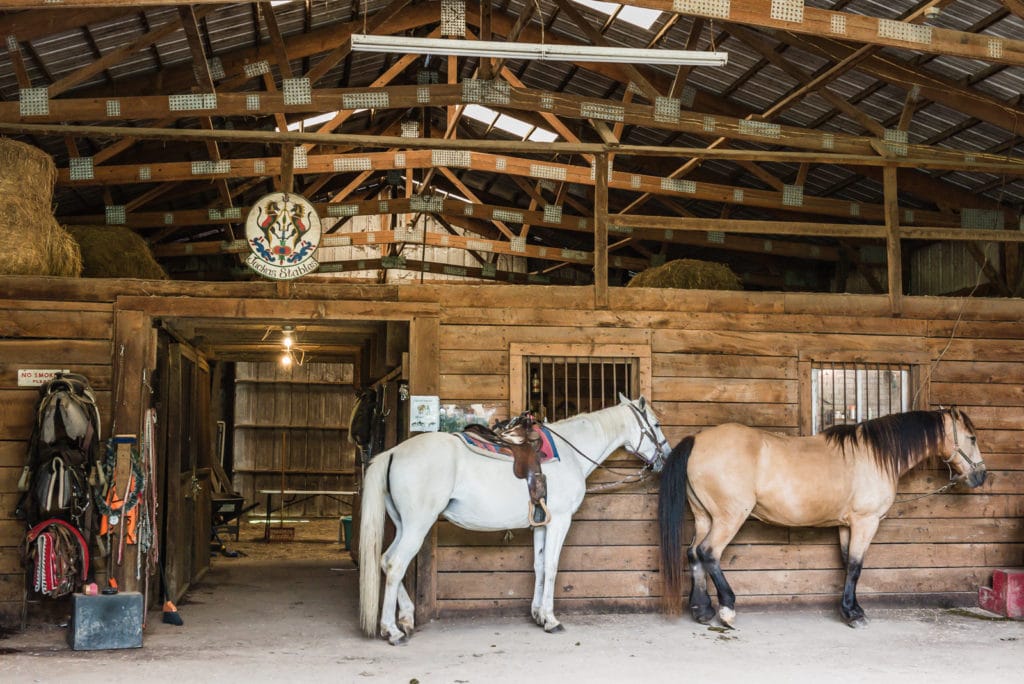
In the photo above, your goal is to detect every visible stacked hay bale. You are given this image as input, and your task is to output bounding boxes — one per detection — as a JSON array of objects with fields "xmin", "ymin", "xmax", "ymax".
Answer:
[
  {"xmin": 0, "ymin": 137, "xmax": 82, "ymax": 277},
  {"xmin": 66, "ymin": 225, "xmax": 169, "ymax": 280},
  {"xmin": 627, "ymin": 258, "xmax": 742, "ymax": 290}
]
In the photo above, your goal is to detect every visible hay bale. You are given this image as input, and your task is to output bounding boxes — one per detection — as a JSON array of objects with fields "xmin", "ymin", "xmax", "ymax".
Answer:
[
  {"xmin": 0, "ymin": 137, "xmax": 57, "ymax": 207},
  {"xmin": 66, "ymin": 225, "xmax": 169, "ymax": 280},
  {"xmin": 627, "ymin": 258, "xmax": 742, "ymax": 290},
  {"xmin": 0, "ymin": 138, "xmax": 80, "ymax": 277},
  {"xmin": 0, "ymin": 197, "xmax": 82, "ymax": 277}
]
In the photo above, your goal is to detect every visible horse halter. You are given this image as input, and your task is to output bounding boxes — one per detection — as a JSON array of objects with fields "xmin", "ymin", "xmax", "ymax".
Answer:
[
  {"xmin": 943, "ymin": 407, "xmax": 984, "ymax": 476},
  {"xmin": 624, "ymin": 401, "xmax": 670, "ymax": 465}
]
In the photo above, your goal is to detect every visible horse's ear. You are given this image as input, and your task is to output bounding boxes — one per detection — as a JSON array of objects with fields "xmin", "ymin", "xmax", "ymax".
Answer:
[
  {"xmin": 618, "ymin": 391, "xmax": 629, "ymax": 404},
  {"xmin": 638, "ymin": 396, "xmax": 646, "ymax": 409}
]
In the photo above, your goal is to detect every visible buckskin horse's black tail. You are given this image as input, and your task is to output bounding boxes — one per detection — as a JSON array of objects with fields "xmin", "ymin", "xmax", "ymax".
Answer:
[{"xmin": 658, "ymin": 435, "xmax": 694, "ymax": 616}]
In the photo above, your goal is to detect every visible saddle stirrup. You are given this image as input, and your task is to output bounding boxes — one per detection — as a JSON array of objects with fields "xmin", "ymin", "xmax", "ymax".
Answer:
[{"xmin": 529, "ymin": 498, "xmax": 551, "ymax": 527}]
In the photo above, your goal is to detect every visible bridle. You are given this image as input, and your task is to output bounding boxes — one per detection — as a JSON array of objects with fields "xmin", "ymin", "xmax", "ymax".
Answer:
[
  {"xmin": 895, "ymin": 407, "xmax": 984, "ymax": 504},
  {"xmin": 623, "ymin": 401, "xmax": 671, "ymax": 464},
  {"xmin": 943, "ymin": 407, "xmax": 984, "ymax": 474},
  {"xmin": 544, "ymin": 401, "xmax": 669, "ymax": 493}
]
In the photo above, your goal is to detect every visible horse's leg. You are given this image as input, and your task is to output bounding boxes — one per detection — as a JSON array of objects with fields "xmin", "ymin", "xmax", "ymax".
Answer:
[
  {"xmin": 378, "ymin": 514, "xmax": 435, "ymax": 645},
  {"xmin": 838, "ymin": 525, "xmax": 850, "ymax": 564},
  {"xmin": 535, "ymin": 517, "xmax": 572, "ymax": 633},
  {"xmin": 396, "ymin": 584, "xmax": 416, "ymax": 637},
  {"xmin": 840, "ymin": 516, "xmax": 880, "ymax": 629},
  {"xmin": 687, "ymin": 497, "xmax": 715, "ymax": 624},
  {"xmin": 531, "ymin": 525, "xmax": 548, "ymax": 627},
  {"xmin": 696, "ymin": 512, "xmax": 746, "ymax": 629}
]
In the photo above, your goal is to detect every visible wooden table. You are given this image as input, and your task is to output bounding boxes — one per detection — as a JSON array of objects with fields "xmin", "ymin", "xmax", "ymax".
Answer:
[{"xmin": 258, "ymin": 489, "xmax": 356, "ymax": 541}]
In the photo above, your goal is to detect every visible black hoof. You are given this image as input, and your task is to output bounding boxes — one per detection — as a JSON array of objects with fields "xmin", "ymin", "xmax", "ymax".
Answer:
[
  {"xmin": 692, "ymin": 607, "xmax": 715, "ymax": 624},
  {"xmin": 846, "ymin": 616, "xmax": 869, "ymax": 629},
  {"xmin": 545, "ymin": 623, "xmax": 566, "ymax": 633}
]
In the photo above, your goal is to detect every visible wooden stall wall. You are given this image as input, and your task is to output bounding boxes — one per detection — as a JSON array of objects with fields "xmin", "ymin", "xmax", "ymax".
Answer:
[
  {"xmin": 233, "ymin": 361, "xmax": 358, "ymax": 519},
  {"xmin": 0, "ymin": 296, "xmax": 114, "ymax": 626},
  {"xmin": 430, "ymin": 287, "xmax": 1024, "ymax": 617}
]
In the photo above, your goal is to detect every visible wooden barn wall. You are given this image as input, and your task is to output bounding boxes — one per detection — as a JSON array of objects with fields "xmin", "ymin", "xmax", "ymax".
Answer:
[
  {"xmin": 0, "ymin": 278, "xmax": 1022, "ymax": 629},
  {"xmin": 233, "ymin": 361, "xmax": 358, "ymax": 518},
  {"xmin": 0, "ymin": 295, "xmax": 114, "ymax": 627},
  {"xmin": 431, "ymin": 287, "xmax": 1024, "ymax": 616}
]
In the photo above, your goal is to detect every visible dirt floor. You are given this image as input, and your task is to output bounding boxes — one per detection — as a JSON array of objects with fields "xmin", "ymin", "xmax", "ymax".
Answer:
[{"xmin": 2, "ymin": 519, "xmax": 1022, "ymax": 683}]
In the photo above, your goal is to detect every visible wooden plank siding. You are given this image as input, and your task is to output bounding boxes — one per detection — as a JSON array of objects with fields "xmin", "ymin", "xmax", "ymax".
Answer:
[
  {"xmin": 232, "ymin": 362, "xmax": 358, "ymax": 518},
  {"xmin": 0, "ymin": 297, "xmax": 114, "ymax": 627},
  {"xmin": 0, "ymin": 279, "xmax": 1022, "ymax": 630},
  {"xmin": 432, "ymin": 287, "xmax": 1024, "ymax": 618}
]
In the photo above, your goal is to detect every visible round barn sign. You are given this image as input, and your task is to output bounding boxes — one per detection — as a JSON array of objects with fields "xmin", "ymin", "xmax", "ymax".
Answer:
[{"xmin": 244, "ymin": 192, "xmax": 322, "ymax": 280}]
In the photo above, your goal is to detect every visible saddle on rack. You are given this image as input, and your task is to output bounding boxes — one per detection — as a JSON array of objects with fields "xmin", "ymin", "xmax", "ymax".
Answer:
[{"xmin": 462, "ymin": 413, "xmax": 551, "ymax": 527}]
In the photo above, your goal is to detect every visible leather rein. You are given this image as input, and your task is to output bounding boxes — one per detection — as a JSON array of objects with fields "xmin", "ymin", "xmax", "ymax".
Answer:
[{"xmin": 542, "ymin": 403, "xmax": 669, "ymax": 494}]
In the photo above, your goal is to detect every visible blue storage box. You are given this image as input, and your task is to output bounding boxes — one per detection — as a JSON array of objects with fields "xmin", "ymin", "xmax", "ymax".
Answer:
[{"xmin": 67, "ymin": 591, "xmax": 144, "ymax": 651}]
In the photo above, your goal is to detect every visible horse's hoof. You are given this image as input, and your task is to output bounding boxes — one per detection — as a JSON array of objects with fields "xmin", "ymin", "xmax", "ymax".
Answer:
[
  {"xmin": 692, "ymin": 607, "xmax": 715, "ymax": 624},
  {"xmin": 398, "ymin": 619, "xmax": 414, "ymax": 637},
  {"xmin": 544, "ymin": 623, "xmax": 566, "ymax": 634},
  {"xmin": 846, "ymin": 616, "xmax": 869, "ymax": 629},
  {"xmin": 388, "ymin": 633, "xmax": 410, "ymax": 646},
  {"xmin": 718, "ymin": 607, "xmax": 736, "ymax": 629}
]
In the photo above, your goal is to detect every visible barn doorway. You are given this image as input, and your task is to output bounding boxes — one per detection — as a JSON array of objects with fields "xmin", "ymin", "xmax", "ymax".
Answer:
[{"xmin": 151, "ymin": 316, "xmax": 409, "ymax": 603}]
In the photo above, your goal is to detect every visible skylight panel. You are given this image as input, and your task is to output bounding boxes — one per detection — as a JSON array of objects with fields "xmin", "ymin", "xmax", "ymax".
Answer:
[
  {"xmin": 277, "ymin": 111, "xmax": 340, "ymax": 132},
  {"xmin": 528, "ymin": 128, "xmax": 559, "ymax": 143},
  {"xmin": 463, "ymin": 104, "xmax": 498, "ymax": 126},
  {"xmin": 463, "ymin": 104, "xmax": 558, "ymax": 142},
  {"xmin": 574, "ymin": 1, "xmax": 661, "ymax": 30}
]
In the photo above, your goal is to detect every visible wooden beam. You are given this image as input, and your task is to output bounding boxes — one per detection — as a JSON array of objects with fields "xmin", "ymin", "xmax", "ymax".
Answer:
[
  {"xmin": 883, "ymin": 165, "xmax": 902, "ymax": 315},
  {"xmin": 6, "ymin": 37, "xmax": 32, "ymax": 88},
  {"xmin": 550, "ymin": 0, "xmax": 661, "ymax": 100},
  {"xmin": 624, "ymin": 0, "xmax": 1024, "ymax": 67},
  {"xmin": 47, "ymin": 9, "xmax": 209, "ymax": 97},
  {"xmin": 594, "ymin": 153, "xmax": 609, "ymax": 308},
  {"xmin": 669, "ymin": 17, "xmax": 706, "ymax": 99},
  {"xmin": 303, "ymin": 0, "xmax": 411, "ymax": 86}
]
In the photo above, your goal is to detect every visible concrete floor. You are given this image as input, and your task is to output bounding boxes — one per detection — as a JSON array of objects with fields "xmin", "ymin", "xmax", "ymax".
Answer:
[{"xmin": 2, "ymin": 536, "xmax": 1022, "ymax": 684}]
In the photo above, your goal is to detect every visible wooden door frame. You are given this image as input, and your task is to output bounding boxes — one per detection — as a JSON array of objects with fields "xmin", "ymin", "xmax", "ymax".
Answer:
[{"xmin": 113, "ymin": 295, "xmax": 440, "ymax": 606}]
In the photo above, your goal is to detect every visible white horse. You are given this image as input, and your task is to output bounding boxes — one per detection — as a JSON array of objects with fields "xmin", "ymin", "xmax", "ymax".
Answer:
[{"xmin": 359, "ymin": 394, "xmax": 671, "ymax": 644}]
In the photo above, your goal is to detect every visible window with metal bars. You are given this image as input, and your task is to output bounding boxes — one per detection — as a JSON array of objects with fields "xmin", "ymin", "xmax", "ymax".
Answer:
[
  {"xmin": 811, "ymin": 362, "xmax": 911, "ymax": 434},
  {"xmin": 524, "ymin": 355, "xmax": 637, "ymax": 422}
]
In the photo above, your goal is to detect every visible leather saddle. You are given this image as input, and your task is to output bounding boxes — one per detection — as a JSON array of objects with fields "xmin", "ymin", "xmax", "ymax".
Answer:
[{"xmin": 462, "ymin": 413, "xmax": 551, "ymax": 526}]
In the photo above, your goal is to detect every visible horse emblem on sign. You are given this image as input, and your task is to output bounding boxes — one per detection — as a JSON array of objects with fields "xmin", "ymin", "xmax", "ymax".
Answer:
[{"xmin": 244, "ymin": 192, "xmax": 321, "ymax": 280}]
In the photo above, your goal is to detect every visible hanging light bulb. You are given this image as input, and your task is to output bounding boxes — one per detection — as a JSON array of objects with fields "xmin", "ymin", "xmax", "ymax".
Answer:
[
  {"xmin": 280, "ymin": 350, "xmax": 292, "ymax": 367},
  {"xmin": 282, "ymin": 325, "xmax": 294, "ymax": 350}
]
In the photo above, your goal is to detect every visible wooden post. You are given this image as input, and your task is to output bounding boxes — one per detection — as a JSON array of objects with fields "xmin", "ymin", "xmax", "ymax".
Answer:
[
  {"xmin": 594, "ymin": 152, "xmax": 609, "ymax": 309},
  {"xmin": 280, "ymin": 143, "xmax": 295, "ymax": 194},
  {"xmin": 111, "ymin": 307, "xmax": 154, "ymax": 592},
  {"xmin": 883, "ymin": 165, "xmax": 902, "ymax": 316},
  {"xmin": 409, "ymin": 316, "xmax": 440, "ymax": 622}
]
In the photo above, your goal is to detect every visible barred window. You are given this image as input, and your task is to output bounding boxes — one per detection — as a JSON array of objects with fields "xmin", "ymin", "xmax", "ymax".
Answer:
[
  {"xmin": 811, "ymin": 362, "xmax": 911, "ymax": 433},
  {"xmin": 524, "ymin": 356, "xmax": 636, "ymax": 422},
  {"xmin": 510, "ymin": 344, "xmax": 651, "ymax": 421}
]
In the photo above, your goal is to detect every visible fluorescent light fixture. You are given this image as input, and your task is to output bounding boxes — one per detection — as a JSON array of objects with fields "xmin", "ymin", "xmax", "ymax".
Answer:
[{"xmin": 350, "ymin": 34, "xmax": 728, "ymax": 67}]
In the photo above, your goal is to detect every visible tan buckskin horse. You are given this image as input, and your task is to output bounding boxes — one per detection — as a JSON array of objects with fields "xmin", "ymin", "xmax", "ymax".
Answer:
[{"xmin": 658, "ymin": 408, "xmax": 987, "ymax": 629}]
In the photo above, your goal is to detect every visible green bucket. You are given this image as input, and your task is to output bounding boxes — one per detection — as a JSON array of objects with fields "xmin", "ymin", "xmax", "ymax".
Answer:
[{"xmin": 341, "ymin": 515, "xmax": 353, "ymax": 550}]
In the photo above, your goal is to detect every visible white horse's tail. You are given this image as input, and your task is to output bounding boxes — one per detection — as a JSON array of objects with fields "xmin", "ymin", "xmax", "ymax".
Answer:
[{"xmin": 359, "ymin": 452, "xmax": 388, "ymax": 637}]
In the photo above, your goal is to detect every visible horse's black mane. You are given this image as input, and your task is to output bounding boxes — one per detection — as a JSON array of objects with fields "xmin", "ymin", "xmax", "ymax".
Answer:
[{"xmin": 822, "ymin": 409, "xmax": 974, "ymax": 478}]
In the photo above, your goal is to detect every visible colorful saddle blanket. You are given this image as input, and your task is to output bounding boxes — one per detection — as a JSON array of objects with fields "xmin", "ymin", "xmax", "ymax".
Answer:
[{"xmin": 457, "ymin": 424, "xmax": 560, "ymax": 463}]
